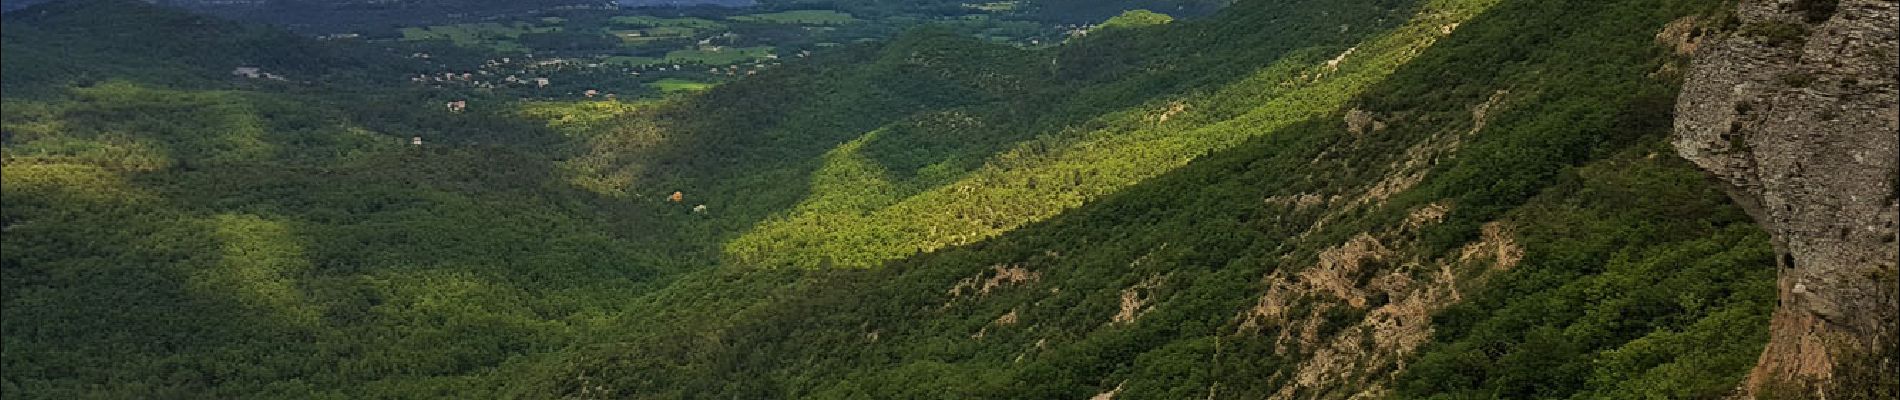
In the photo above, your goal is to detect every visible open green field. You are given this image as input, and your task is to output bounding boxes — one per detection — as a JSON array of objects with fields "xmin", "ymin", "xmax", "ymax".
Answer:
[
  {"xmin": 643, "ymin": 26, "xmax": 699, "ymax": 37},
  {"xmin": 609, "ymin": 30, "xmax": 653, "ymax": 44},
  {"xmin": 728, "ymin": 10, "xmax": 860, "ymax": 25},
  {"xmin": 665, "ymin": 46, "xmax": 774, "ymax": 65},
  {"xmin": 645, "ymin": 78, "xmax": 714, "ymax": 92},
  {"xmin": 609, "ymin": 15, "xmax": 727, "ymax": 29},
  {"xmin": 609, "ymin": 26, "xmax": 700, "ymax": 44},
  {"xmin": 399, "ymin": 22, "xmax": 557, "ymax": 42},
  {"xmin": 604, "ymin": 56, "xmax": 665, "ymax": 67},
  {"xmin": 399, "ymin": 22, "xmax": 556, "ymax": 52},
  {"xmin": 963, "ymin": 1, "xmax": 1021, "ymax": 12}
]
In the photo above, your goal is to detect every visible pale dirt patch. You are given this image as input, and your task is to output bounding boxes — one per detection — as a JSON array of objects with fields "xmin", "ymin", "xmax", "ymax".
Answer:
[
  {"xmin": 1654, "ymin": 15, "xmax": 1702, "ymax": 56},
  {"xmin": 1469, "ymin": 90, "xmax": 1509, "ymax": 135},
  {"xmin": 995, "ymin": 309, "xmax": 1020, "ymax": 325},
  {"xmin": 972, "ymin": 308, "xmax": 1021, "ymax": 339},
  {"xmin": 1268, "ymin": 260, "xmax": 1468, "ymax": 400},
  {"xmin": 947, "ymin": 263, "xmax": 1040, "ymax": 298},
  {"xmin": 1235, "ymin": 215, "xmax": 1524, "ymax": 399},
  {"xmin": 1326, "ymin": 46, "xmax": 1360, "ymax": 70},
  {"xmin": 1090, "ymin": 382, "xmax": 1126, "ymax": 400},
  {"xmin": 1306, "ymin": 233, "xmax": 1393, "ymax": 308},
  {"xmin": 1238, "ymin": 269, "xmax": 1299, "ymax": 333},
  {"xmin": 1113, "ymin": 275, "xmax": 1167, "ymax": 324},
  {"xmin": 1265, "ymin": 192, "xmax": 1329, "ymax": 211},
  {"xmin": 1221, "ymin": 90, "xmax": 1521, "ymax": 397},
  {"xmin": 1358, "ymin": 90, "xmax": 1508, "ymax": 207},
  {"xmin": 1457, "ymin": 221, "xmax": 1524, "ymax": 270},
  {"xmin": 1345, "ymin": 108, "xmax": 1387, "ymax": 136},
  {"xmin": 1151, "ymin": 101, "xmax": 1191, "ymax": 124},
  {"xmin": 1404, "ymin": 202, "xmax": 1451, "ymax": 230}
]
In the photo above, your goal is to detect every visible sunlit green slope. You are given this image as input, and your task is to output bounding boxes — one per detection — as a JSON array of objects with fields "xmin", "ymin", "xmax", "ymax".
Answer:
[
  {"xmin": 726, "ymin": 0, "xmax": 1495, "ymax": 269},
  {"xmin": 536, "ymin": 0, "xmax": 1775, "ymax": 398},
  {"xmin": 1, "ymin": 0, "xmax": 1774, "ymax": 398}
]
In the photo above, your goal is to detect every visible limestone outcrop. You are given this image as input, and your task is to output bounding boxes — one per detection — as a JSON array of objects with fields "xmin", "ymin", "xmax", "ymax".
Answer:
[{"xmin": 1672, "ymin": 0, "xmax": 1898, "ymax": 396}]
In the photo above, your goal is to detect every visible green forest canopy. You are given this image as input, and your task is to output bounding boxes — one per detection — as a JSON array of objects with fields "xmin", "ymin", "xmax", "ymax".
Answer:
[{"xmin": 0, "ymin": 0, "xmax": 1791, "ymax": 398}]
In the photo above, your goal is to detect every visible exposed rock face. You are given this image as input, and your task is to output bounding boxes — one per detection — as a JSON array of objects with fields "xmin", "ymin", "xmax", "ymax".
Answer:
[{"xmin": 1671, "ymin": 0, "xmax": 1899, "ymax": 396}]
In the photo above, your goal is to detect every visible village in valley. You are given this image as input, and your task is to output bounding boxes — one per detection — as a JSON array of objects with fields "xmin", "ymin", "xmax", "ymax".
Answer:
[{"xmin": 312, "ymin": 1, "xmax": 1112, "ymax": 102}]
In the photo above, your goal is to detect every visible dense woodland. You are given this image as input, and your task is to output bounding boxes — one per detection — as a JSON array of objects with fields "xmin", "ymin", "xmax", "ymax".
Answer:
[{"xmin": 0, "ymin": 0, "xmax": 1820, "ymax": 398}]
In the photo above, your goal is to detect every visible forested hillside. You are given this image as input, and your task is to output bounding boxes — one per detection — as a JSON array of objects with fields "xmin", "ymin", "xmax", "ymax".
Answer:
[
  {"xmin": 532, "ymin": 0, "xmax": 1781, "ymax": 397},
  {"xmin": 2, "ymin": 0, "xmax": 1860, "ymax": 397}
]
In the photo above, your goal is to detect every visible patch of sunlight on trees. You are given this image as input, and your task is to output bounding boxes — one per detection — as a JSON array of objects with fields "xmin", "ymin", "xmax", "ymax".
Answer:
[
  {"xmin": 609, "ymin": 15, "xmax": 727, "ymax": 30},
  {"xmin": 664, "ymin": 46, "xmax": 776, "ymax": 65},
  {"xmin": 57, "ymin": 83, "xmax": 282, "ymax": 164},
  {"xmin": 963, "ymin": 1, "xmax": 1021, "ymax": 12},
  {"xmin": 201, "ymin": 213, "xmax": 321, "ymax": 326},
  {"xmin": 518, "ymin": 100, "xmax": 651, "ymax": 137},
  {"xmin": 1097, "ymin": 9, "xmax": 1174, "ymax": 30},
  {"xmin": 647, "ymin": 78, "xmax": 716, "ymax": 93},
  {"xmin": 0, "ymin": 163, "xmax": 153, "ymax": 205},
  {"xmin": 3, "ymin": 82, "xmax": 397, "ymax": 170},
  {"xmin": 724, "ymin": 0, "xmax": 1506, "ymax": 268},
  {"xmin": 360, "ymin": 269, "xmax": 564, "ymax": 332},
  {"xmin": 520, "ymin": 100, "xmax": 667, "ymax": 197},
  {"xmin": 399, "ymin": 22, "xmax": 558, "ymax": 51},
  {"xmin": 728, "ymin": 10, "xmax": 861, "ymax": 25}
]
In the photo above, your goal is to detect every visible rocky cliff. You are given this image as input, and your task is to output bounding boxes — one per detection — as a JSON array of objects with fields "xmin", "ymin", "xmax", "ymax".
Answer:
[{"xmin": 1672, "ymin": 0, "xmax": 1898, "ymax": 397}]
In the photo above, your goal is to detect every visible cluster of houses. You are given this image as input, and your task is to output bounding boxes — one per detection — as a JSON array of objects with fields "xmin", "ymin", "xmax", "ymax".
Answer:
[
  {"xmin": 667, "ymin": 191, "xmax": 708, "ymax": 214},
  {"xmin": 409, "ymin": 57, "xmax": 556, "ymax": 90},
  {"xmin": 411, "ymin": 72, "xmax": 511, "ymax": 89},
  {"xmin": 499, "ymin": 76, "xmax": 554, "ymax": 87},
  {"xmin": 395, "ymin": 38, "xmax": 807, "ymax": 99},
  {"xmin": 707, "ymin": 63, "xmax": 772, "ymax": 76},
  {"xmin": 231, "ymin": 67, "xmax": 287, "ymax": 81},
  {"xmin": 1059, "ymin": 23, "xmax": 1096, "ymax": 38}
]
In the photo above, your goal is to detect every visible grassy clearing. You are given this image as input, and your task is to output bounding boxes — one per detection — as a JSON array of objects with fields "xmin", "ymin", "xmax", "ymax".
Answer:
[
  {"xmin": 728, "ymin": 10, "xmax": 860, "ymax": 25},
  {"xmin": 609, "ymin": 27, "xmax": 701, "ymax": 45},
  {"xmin": 646, "ymin": 78, "xmax": 715, "ymax": 93},
  {"xmin": 665, "ymin": 46, "xmax": 774, "ymax": 65},
  {"xmin": 604, "ymin": 56, "xmax": 666, "ymax": 67},
  {"xmin": 963, "ymin": 1, "xmax": 1021, "ymax": 12},
  {"xmin": 398, "ymin": 22, "xmax": 557, "ymax": 52},
  {"xmin": 609, "ymin": 15, "xmax": 727, "ymax": 29}
]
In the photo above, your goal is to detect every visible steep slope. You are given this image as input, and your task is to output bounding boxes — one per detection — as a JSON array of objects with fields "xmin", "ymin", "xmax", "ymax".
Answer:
[
  {"xmin": 724, "ymin": 0, "xmax": 1462, "ymax": 269},
  {"xmin": 0, "ymin": 0, "xmax": 1849, "ymax": 398},
  {"xmin": 552, "ymin": 0, "xmax": 1417, "ymax": 244},
  {"xmin": 532, "ymin": 0, "xmax": 1780, "ymax": 398},
  {"xmin": 5, "ymin": 1, "xmax": 1302, "ymax": 397},
  {"xmin": 1672, "ymin": 0, "xmax": 1898, "ymax": 397}
]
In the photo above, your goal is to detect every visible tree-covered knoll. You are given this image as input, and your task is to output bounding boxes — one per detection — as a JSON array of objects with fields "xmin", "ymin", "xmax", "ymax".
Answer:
[
  {"xmin": 0, "ymin": 0, "xmax": 423, "ymax": 97},
  {"xmin": 2, "ymin": 71, "xmax": 689, "ymax": 399}
]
